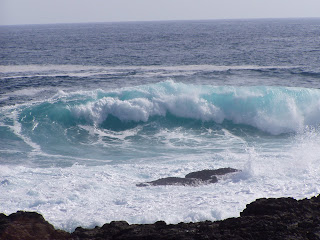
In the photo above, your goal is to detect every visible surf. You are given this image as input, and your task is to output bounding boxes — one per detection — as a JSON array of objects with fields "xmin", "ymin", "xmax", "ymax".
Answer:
[{"xmin": 3, "ymin": 80, "xmax": 320, "ymax": 134}]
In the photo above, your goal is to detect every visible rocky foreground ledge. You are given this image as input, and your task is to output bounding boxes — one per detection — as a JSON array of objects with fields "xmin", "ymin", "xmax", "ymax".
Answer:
[{"xmin": 1, "ymin": 195, "xmax": 319, "ymax": 240}]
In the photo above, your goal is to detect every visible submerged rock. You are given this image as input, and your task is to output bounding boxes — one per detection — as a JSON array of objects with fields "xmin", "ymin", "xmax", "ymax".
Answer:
[
  {"xmin": 1, "ymin": 195, "xmax": 319, "ymax": 240},
  {"xmin": 136, "ymin": 167, "xmax": 238, "ymax": 187}
]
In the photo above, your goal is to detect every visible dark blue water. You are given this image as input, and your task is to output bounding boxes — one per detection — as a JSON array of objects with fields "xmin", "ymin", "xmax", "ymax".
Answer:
[{"xmin": 0, "ymin": 19, "xmax": 320, "ymax": 231}]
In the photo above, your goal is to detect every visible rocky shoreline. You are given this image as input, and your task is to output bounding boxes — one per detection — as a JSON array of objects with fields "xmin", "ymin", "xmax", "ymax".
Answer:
[{"xmin": 1, "ymin": 195, "xmax": 319, "ymax": 240}]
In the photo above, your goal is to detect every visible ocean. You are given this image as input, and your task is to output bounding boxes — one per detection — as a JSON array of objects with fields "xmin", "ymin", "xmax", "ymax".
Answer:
[{"xmin": 0, "ymin": 19, "xmax": 320, "ymax": 232}]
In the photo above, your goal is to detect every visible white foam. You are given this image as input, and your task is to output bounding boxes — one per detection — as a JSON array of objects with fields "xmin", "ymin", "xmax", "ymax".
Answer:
[
  {"xmin": 1, "ymin": 139, "xmax": 318, "ymax": 232},
  {"xmin": 0, "ymin": 64, "xmax": 104, "ymax": 73},
  {"xmin": 78, "ymin": 125, "xmax": 141, "ymax": 141},
  {"xmin": 0, "ymin": 64, "xmax": 297, "ymax": 80},
  {"xmin": 7, "ymin": 111, "xmax": 42, "ymax": 152}
]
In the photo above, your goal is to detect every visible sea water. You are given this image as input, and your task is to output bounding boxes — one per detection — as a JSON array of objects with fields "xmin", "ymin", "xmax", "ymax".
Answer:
[{"xmin": 0, "ymin": 19, "xmax": 320, "ymax": 232}]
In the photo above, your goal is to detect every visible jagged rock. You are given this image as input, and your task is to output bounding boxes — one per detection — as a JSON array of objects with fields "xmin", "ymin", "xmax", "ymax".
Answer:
[
  {"xmin": 0, "ymin": 211, "xmax": 70, "ymax": 240},
  {"xmin": 1, "ymin": 195, "xmax": 320, "ymax": 240},
  {"xmin": 70, "ymin": 195, "xmax": 320, "ymax": 240}
]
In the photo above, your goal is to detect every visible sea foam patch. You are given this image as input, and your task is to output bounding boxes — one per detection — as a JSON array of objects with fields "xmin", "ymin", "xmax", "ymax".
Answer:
[{"xmin": 0, "ymin": 139, "xmax": 319, "ymax": 232}]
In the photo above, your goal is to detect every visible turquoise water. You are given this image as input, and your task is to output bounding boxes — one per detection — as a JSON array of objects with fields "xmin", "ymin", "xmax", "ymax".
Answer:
[
  {"xmin": 1, "ymin": 80, "xmax": 320, "ymax": 166},
  {"xmin": 1, "ymin": 19, "xmax": 320, "ymax": 231}
]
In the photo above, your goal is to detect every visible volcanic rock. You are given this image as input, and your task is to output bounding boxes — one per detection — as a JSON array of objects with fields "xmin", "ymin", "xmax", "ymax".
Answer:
[
  {"xmin": 136, "ymin": 177, "xmax": 206, "ymax": 187},
  {"xmin": 185, "ymin": 167, "xmax": 238, "ymax": 180},
  {"xmin": 1, "ymin": 195, "xmax": 319, "ymax": 240},
  {"xmin": 136, "ymin": 167, "xmax": 238, "ymax": 187},
  {"xmin": 0, "ymin": 211, "xmax": 70, "ymax": 240}
]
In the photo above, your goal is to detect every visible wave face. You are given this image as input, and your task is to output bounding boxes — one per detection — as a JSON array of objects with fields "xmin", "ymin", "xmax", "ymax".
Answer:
[
  {"xmin": 1, "ymin": 80, "xmax": 320, "ymax": 167},
  {"xmin": 69, "ymin": 80, "xmax": 320, "ymax": 134}
]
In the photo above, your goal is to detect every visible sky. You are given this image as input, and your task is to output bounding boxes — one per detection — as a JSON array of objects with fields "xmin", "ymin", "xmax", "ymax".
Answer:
[{"xmin": 1, "ymin": 0, "xmax": 320, "ymax": 25}]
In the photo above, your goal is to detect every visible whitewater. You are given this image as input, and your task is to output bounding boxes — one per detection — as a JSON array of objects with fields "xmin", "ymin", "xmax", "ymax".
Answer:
[{"xmin": 1, "ymin": 19, "xmax": 320, "ymax": 232}]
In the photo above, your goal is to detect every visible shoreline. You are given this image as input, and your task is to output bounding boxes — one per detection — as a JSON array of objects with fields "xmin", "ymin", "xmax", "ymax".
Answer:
[{"xmin": 1, "ymin": 194, "xmax": 319, "ymax": 240}]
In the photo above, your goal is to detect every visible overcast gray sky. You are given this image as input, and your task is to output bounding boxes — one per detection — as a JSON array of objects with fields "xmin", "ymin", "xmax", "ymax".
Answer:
[{"xmin": 1, "ymin": 0, "xmax": 320, "ymax": 25}]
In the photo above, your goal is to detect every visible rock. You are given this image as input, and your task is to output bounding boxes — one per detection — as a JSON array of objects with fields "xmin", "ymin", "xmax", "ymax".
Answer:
[
  {"xmin": 1, "ymin": 195, "xmax": 319, "ymax": 240},
  {"xmin": 136, "ymin": 177, "xmax": 210, "ymax": 187},
  {"xmin": 154, "ymin": 221, "xmax": 166, "ymax": 229},
  {"xmin": 185, "ymin": 167, "xmax": 239, "ymax": 180},
  {"xmin": 240, "ymin": 197, "xmax": 298, "ymax": 216},
  {"xmin": 136, "ymin": 167, "xmax": 237, "ymax": 187},
  {"xmin": 70, "ymin": 195, "xmax": 320, "ymax": 240},
  {"xmin": 241, "ymin": 194, "xmax": 320, "ymax": 219},
  {"xmin": 0, "ymin": 211, "xmax": 70, "ymax": 240}
]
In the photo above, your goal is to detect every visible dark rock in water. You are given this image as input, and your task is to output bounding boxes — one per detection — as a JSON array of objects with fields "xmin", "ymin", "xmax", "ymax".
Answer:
[
  {"xmin": 1, "ymin": 195, "xmax": 320, "ymax": 240},
  {"xmin": 136, "ymin": 177, "xmax": 200, "ymax": 187},
  {"xmin": 185, "ymin": 167, "xmax": 238, "ymax": 180},
  {"xmin": 136, "ymin": 167, "xmax": 237, "ymax": 187},
  {"xmin": 136, "ymin": 176, "xmax": 217, "ymax": 187}
]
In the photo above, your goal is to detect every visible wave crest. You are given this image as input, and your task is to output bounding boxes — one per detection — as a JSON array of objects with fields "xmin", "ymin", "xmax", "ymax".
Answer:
[
  {"xmin": 68, "ymin": 81, "xmax": 320, "ymax": 135},
  {"xmin": 72, "ymin": 94, "xmax": 224, "ymax": 125}
]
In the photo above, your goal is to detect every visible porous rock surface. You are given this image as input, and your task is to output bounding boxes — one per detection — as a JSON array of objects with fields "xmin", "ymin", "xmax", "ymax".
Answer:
[{"xmin": 1, "ymin": 195, "xmax": 319, "ymax": 240}]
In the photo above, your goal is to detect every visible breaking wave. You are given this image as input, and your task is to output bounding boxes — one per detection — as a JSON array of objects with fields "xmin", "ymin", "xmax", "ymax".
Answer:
[{"xmin": 7, "ymin": 80, "xmax": 320, "ymax": 135}]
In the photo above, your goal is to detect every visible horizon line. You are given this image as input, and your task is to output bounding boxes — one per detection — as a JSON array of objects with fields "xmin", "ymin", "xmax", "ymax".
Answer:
[{"xmin": 1, "ymin": 16, "xmax": 320, "ymax": 27}]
